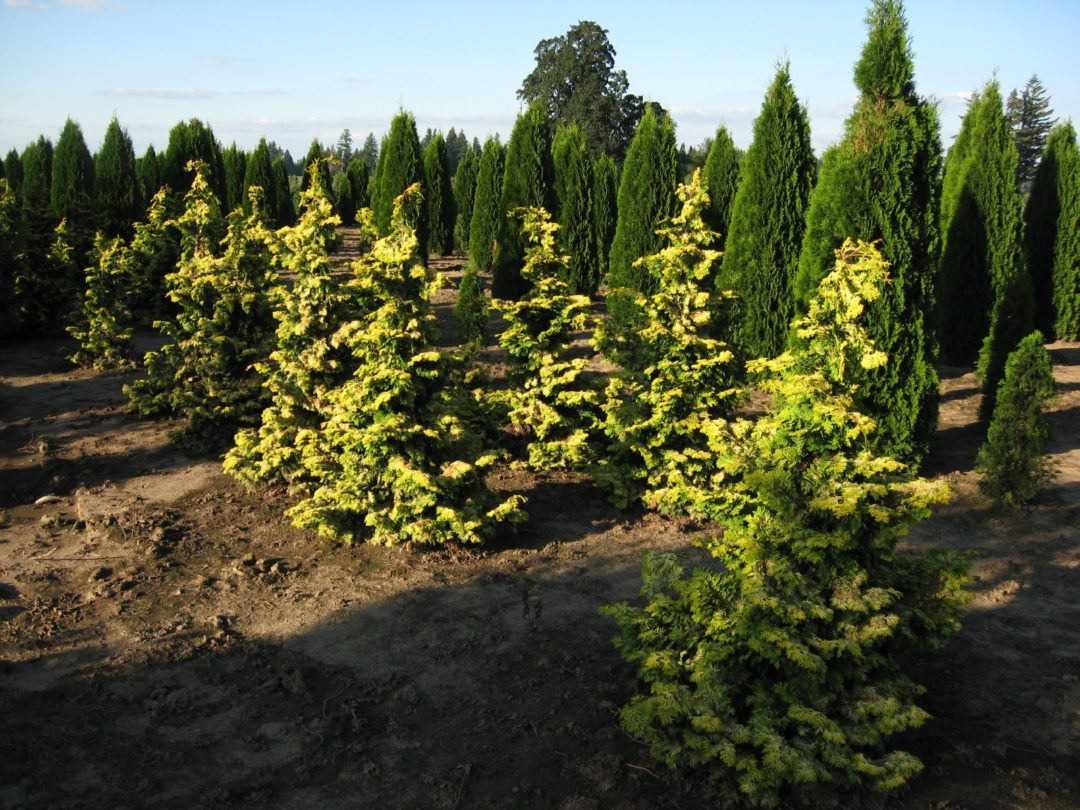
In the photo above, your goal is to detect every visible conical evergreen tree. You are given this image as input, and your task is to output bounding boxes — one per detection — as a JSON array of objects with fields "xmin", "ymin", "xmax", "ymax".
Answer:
[
  {"xmin": 136, "ymin": 145, "xmax": 162, "ymax": 208},
  {"xmin": 700, "ymin": 125, "xmax": 740, "ymax": 249},
  {"xmin": 493, "ymin": 102, "xmax": 555, "ymax": 298},
  {"xmin": 1007, "ymin": 75, "xmax": 1057, "ymax": 190},
  {"xmin": 0, "ymin": 179, "xmax": 17, "ymax": 339},
  {"xmin": 468, "ymin": 136, "xmax": 503, "ymax": 271},
  {"xmin": 243, "ymin": 138, "xmax": 276, "ymax": 222},
  {"xmin": 791, "ymin": 0, "xmax": 940, "ymax": 464},
  {"xmin": 422, "ymin": 133, "xmax": 454, "ymax": 255},
  {"xmin": 451, "ymin": 148, "xmax": 479, "ymax": 253},
  {"xmin": 300, "ymin": 139, "xmax": 332, "ymax": 198},
  {"xmin": 607, "ymin": 103, "xmax": 678, "ymax": 325},
  {"xmin": 3, "ymin": 150, "xmax": 22, "ymax": 198},
  {"xmin": 16, "ymin": 137, "xmax": 56, "ymax": 331},
  {"xmin": 163, "ymin": 118, "xmax": 225, "ymax": 200},
  {"xmin": 271, "ymin": 157, "xmax": 296, "ymax": 228},
  {"xmin": 552, "ymin": 124, "xmax": 598, "ymax": 294},
  {"xmin": 51, "ymin": 118, "xmax": 96, "ymax": 261},
  {"xmin": 222, "ymin": 143, "xmax": 248, "ymax": 214},
  {"xmin": 592, "ymin": 153, "xmax": 618, "ymax": 294},
  {"xmin": 1025, "ymin": 122, "xmax": 1080, "ymax": 340},
  {"xmin": 371, "ymin": 110, "xmax": 427, "ymax": 252},
  {"xmin": 719, "ymin": 63, "xmax": 815, "ymax": 363},
  {"xmin": 95, "ymin": 117, "xmax": 139, "ymax": 240}
]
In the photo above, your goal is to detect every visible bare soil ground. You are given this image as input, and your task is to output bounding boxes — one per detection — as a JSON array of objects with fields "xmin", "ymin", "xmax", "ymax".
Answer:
[{"xmin": 1, "ymin": 270, "xmax": 1078, "ymax": 808}]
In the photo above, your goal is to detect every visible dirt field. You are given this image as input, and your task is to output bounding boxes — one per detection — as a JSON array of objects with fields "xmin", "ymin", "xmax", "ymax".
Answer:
[{"xmin": 2, "ymin": 286, "xmax": 1079, "ymax": 808}]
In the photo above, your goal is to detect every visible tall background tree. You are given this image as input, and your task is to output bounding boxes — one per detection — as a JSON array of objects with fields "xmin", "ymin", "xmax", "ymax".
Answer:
[
  {"xmin": 1006, "ymin": 75, "xmax": 1056, "ymax": 191},
  {"xmin": 700, "ymin": 125, "xmax": 740, "ymax": 248},
  {"xmin": 95, "ymin": 117, "xmax": 139, "ymax": 240},
  {"xmin": 717, "ymin": 63, "xmax": 815, "ymax": 362},
  {"xmin": 422, "ymin": 133, "xmax": 454, "ymax": 255},
  {"xmin": 163, "ymin": 118, "xmax": 225, "ymax": 200},
  {"xmin": 51, "ymin": 118, "xmax": 96, "ymax": 261},
  {"xmin": 517, "ymin": 20, "xmax": 643, "ymax": 160},
  {"xmin": 606, "ymin": 103, "xmax": 678, "ymax": 325},
  {"xmin": 468, "ymin": 136, "xmax": 504, "ymax": 272},
  {"xmin": 493, "ymin": 102, "xmax": 554, "ymax": 298},
  {"xmin": 243, "ymin": 138, "xmax": 277, "ymax": 223},
  {"xmin": 335, "ymin": 156, "xmax": 369, "ymax": 225},
  {"xmin": 792, "ymin": 0, "xmax": 941, "ymax": 464},
  {"xmin": 592, "ymin": 153, "xmax": 618, "ymax": 294},
  {"xmin": 300, "ymin": 139, "xmax": 333, "ymax": 198},
  {"xmin": 222, "ymin": 143, "xmax": 248, "ymax": 214},
  {"xmin": 17, "ymin": 137, "xmax": 56, "ymax": 330},
  {"xmin": 372, "ymin": 110, "xmax": 426, "ymax": 248},
  {"xmin": 136, "ymin": 145, "xmax": 162, "ymax": 206},
  {"xmin": 272, "ymin": 157, "xmax": 296, "ymax": 228},
  {"xmin": 451, "ymin": 148, "xmax": 479, "ymax": 253},
  {"xmin": 3, "ymin": 150, "xmax": 22, "ymax": 198},
  {"xmin": 551, "ymin": 124, "xmax": 598, "ymax": 294}
]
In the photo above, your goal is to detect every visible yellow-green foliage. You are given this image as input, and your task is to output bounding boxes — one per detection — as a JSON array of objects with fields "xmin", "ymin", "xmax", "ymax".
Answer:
[
  {"xmin": 493, "ymin": 207, "xmax": 600, "ymax": 470},
  {"xmin": 285, "ymin": 184, "xmax": 525, "ymax": 546},
  {"xmin": 594, "ymin": 169, "xmax": 739, "ymax": 518},
  {"xmin": 604, "ymin": 240, "xmax": 969, "ymax": 807},
  {"xmin": 68, "ymin": 233, "xmax": 142, "ymax": 370}
]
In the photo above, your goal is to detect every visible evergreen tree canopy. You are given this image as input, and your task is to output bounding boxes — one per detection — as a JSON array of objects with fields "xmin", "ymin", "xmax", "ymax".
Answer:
[
  {"xmin": 243, "ymin": 138, "xmax": 276, "ymax": 222},
  {"xmin": 468, "ymin": 136, "xmax": 504, "ymax": 271},
  {"xmin": 493, "ymin": 102, "xmax": 555, "ymax": 298},
  {"xmin": 422, "ymin": 133, "xmax": 454, "ymax": 255},
  {"xmin": 517, "ymin": 20, "xmax": 644, "ymax": 160},
  {"xmin": 300, "ymin": 139, "xmax": 333, "ymax": 197},
  {"xmin": 1024, "ymin": 122, "xmax": 1080, "ymax": 341},
  {"xmin": 51, "ymin": 118, "xmax": 96, "ymax": 257},
  {"xmin": 551, "ymin": 124, "xmax": 598, "ymax": 294},
  {"xmin": 163, "ymin": 118, "xmax": 225, "ymax": 201},
  {"xmin": 335, "ymin": 157, "xmax": 369, "ymax": 225},
  {"xmin": 0, "ymin": 179, "xmax": 17, "ymax": 338},
  {"xmin": 451, "ymin": 148, "xmax": 479, "ymax": 253},
  {"xmin": 222, "ymin": 143, "xmax": 248, "ymax": 214},
  {"xmin": 4, "ymin": 149, "xmax": 23, "ymax": 198},
  {"xmin": 136, "ymin": 145, "xmax": 162, "ymax": 208},
  {"xmin": 358, "ymin": 132, "xmax": 379, "ymax": 175},
  {"xmin": 17, "ymin": 136, "xmax": 55, "ymax": 307},
  {"xmin": 271, "ymin": 157, "xmax": 296, "ymax": 228},
  {"xmin": 592, "ymin": 153, "xmax": 618, "ymax": 294},
  {"xmin": 700, "ymin": 125, "xmax": 740, "ymax": 249},
  {"xmin": 606, "ymin": 103, "xmax": 678, "ymax": 325},
  {"xmin": 95, "ymin": 117, "xmax": 139, "ymax": 240},
  {"xmin": 792, "ymin": 0, "xmax": 940, "ymax": 465},
  {"xmin": 1007, "ymin": 75, "xmax": 1056, "ymax": 190},
  {"xmin": 718, "ymin": 62, "xmax": 815, "ymax": 362},
  {"xmin": 372, "ymin": 110, "xmax": 427, "ymax": 249}
]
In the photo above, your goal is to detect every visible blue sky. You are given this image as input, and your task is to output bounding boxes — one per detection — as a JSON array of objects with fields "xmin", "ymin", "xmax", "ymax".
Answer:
[{"xmin": 1, "ymin": 0, "xmax": 1078, "ymax": 160}]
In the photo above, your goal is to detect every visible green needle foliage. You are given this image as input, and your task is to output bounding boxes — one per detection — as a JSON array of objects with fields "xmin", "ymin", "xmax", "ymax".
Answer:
[
  {"xmin": 595, "ymin": 170, "xmax": 739, "ymax": 518},
  {"xmin": 453, "ymin": 263, "xmax": 488, "ymax": 350},
  {"xmin": 720, "ymin": 62, "xmax": 816, "ymax": 364},
  {"xmin": 300, "ymin": 139, "xmax": 333, "ymax": 199},
  {"xmin": 700, "ymin": 124, "xmax": 740, "ymax": 249},
  {"xmin": 792, "ymin": 0, "xmax": 941, "ymax": 465},
  {"xmin": 51, "ymin": 118, "xmax": 96, "ymax": 262},
  {"xmin": 422, "ymin": 133, "xmax": 454, "ymax": 255},
  {"xmin": 451, "ymin": 148, "xmax": 479, "ymax": 253},
  {"xmin": 606, "ymin": 103, "xmax": 678, "ymax": 327},
  {"xmin": 226, "ymin": 164, "xmax": 355, "ymax": 489},
  {"xmin": 126, "ymin": 162, "xmax": 278, "ymax": 450},
  {"xmin": 0, "ymin": 179, "xmax": 17, "ymax": 338},
  {"xmin": 468, "ymin": 137, "xmax": 504, "ymax": 271},
  {"xmin": 128, "ymin": 187, "xmax": 180, "ymax": 326},
  {"xmin": 271, "ymin": 157, "xmax": 296, "ymax": 228},
  {"xmin": 222, "ymin": 143, "xmax": 248, "ymax": 214},
  {"xmin": 67, "ymin": 233, "xmax": 142, "ymax": 370},
  {"xmin": 243, "ymin": 138, "xmax": 276, "ymax": 222},
  {"xmin": 16, "ymin": 137, "xmax": 57, "ymax": 333},
  {"xmin": 372, "ymin": 111, "xmax": 426, "ymax": 251},
  {"xmin": 95, "ymin": 117, "xmax": 139, "ymax": 240},
  {"xmin": 592, "ymin": 153, "xmax": 618, "ymax": 291},
  {"xmin": 136, "ymin": 145, "xmax": 163, "ymax": 209},
  {"xmin": 976, "ymin": 330, "xmax": 1057, "ymax": 507},
  {"xmin": 552, "ymin": 124, "xmax": 599, "ymax": 294},
  {"xmin": 163, "ymin": 118, "xmax": 226, "ymax": 201},
  {"xmin": 493, "ymin": 207, "xmax": 599, "ymax": 469},
  {"xmin": 287, "ymin": 184, "xmax": 526, "ymax": 546},
  {"xmin": 604, "ymin": 239, "xmax": 969, "ymax": 808}
]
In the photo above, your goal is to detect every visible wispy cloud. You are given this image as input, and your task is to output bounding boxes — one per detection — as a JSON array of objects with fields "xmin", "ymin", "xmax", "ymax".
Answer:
[
  {"xmin": 228, "ymin": 88, "xmax": 285, "ymax": 97},
  {"xmin": 669, "ymin": 105, "xmax": 757, "ymax": 123},
  {"xmin": 199, "ymin": 54, "xmax": 249, "ymax": 67},
  {"xmin": 3, "ymin": 0, "xmax": 48, "ymax": 8},
  {"xmin": 341, "ymin": 76, "xmax": 374, "ymax": 85},
  {"xmin": 59, "ymin": 0, "xmax": 114, "ymax": 8},
  {"xmin": 98, "ymin": 88, "xmax": 213, "ymax": 100}
]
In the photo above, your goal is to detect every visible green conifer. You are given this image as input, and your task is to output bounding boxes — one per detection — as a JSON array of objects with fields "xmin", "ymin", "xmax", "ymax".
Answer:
[
  {"xmin": 163, "ymin": 118, "xmax": 225, "ymax": 200},
  {"xmin": 592, "ymin": 154, "xmax": 618, "ymax": 293},
  {"xmin": 551, "ymin": 125, "xmax": 598, "ymax": 294},
  {"xmin": 68, "ymin": 233, "xmax": 141, "ymax": 369},
  {"xmin": 243, "ymin": 138, "xmax": 276, "ymax": 222},
  {"xmin": 51, "ymin": 118, "xmax": 96, "ymax": 260},
  {"xmin": 271, "ymin": 157, "xmax": 296, "ymax": 228},
  {"xmin": 700, "ymin": 125, "xmax": 740, "ymax": 248},
  {"xmin": 792, "ymin": 0, "xmax": 940, "ymax": 464},
  {"xmin": 451, "ymin": 148, "xmax": 479, "ymax": 253},
  {"xmin": 3, "ymin": 150, "xmax": 22, "ymax": 197},
  {"xmin": 299, "ymin": 139, "xmax": 332, "ymax": 198},
  {"xmin": 136, "ymin": 145, "xmax": 162, "ymax": 208},
  {"xmin": 422, "ymin": 133, "xmax": 454, "ymax": 255},
  {"xmin": 454, "ymin": 263, "xmax": 488, "ymax": 349},
  {"xmin": 95, "ymin": 117, "xmax": 139, "ymax": 239},
  {"xmin": 467, "ymin": 137, "xmax": 504, "ymax": 271},
  {"xmin": 222, "ymin": 143, "xmax": 248, "ymax": 214},
  {"xmin": 15, "ymin": 137, "xmax": 57, "ymax": 332},
  {"xmin": 372, "ymin": 111, "xmax": 427, "ymax": 256},
  {"xmin": 0, "ymin": 179, "xmax": 17, "ymax": 338}
]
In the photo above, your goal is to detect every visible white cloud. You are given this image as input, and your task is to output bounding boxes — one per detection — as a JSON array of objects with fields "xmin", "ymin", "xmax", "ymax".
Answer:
[
  {"xmin": 98, "ymin": 88, "xmax": 213, "ymax": 100},
  {"xmin": 199, "ymin": 54, "xmax": 249, "ymax": 66}
]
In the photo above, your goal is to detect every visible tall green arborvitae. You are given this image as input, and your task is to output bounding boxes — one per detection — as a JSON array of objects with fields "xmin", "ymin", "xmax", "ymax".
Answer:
[
  {"xmin": 163, "ymin": 118, "xmax": 225, "ymax": 201},
  {"xmin": 372, "ymin": 110, "xmax": 427, "ymax": 253},
  {"xmin": 3, "ymin": 150, "xmax": 22, "ymax": 198},
  {"xmin": 300, "ymin": 139, "xmax": 332, "ymax": 197},
  {"xmin": 95, "ymin": 117, "xmax": 139, "ymax": 240},
  {"xmin": 1025, "ymin": 122, "xmax": 1080, "ymax": 340},
  {"xmin": 592, "ymin": 154, "xmax": 618, "ymax": 293},
  {"xmin": 720, "ymin": 62, "xmax": 815, "ymax": 363},
  {"xmin": 700, "ymin": 124, "xmax": 740, "ymax": 249},
  {"xmin": 552, "ymin": 124, "xmax": 598, "ymax": 294},
  {"xmin": 493, "ymin": 102, "xmax": 555, "ymax": 299},
  {"xmin": 243, "ymin": 138, "xmax": 276, "ymax": 222},
  {"xmin": 451, "ymin": 148, "xmax": 479, "ymax": 253},
  {"xmin": 51, "ymin": 118, "xmax": 96, "ymax": 261},
  {"xmin": 606, "ymin": 103, "xmax": 678, "ymax": 325},
  {"xmin": 422, "ymin": 133, "xmax": 454, "ymax": 255},
  {"xmin": 16, "ymin": 137, "xmax": 57, "ymax": 332},
  {"xmin": 0, "ymin": 179, "xmax": 18, "ymax": 339},
  {"xmin": 271, "ymin": 157, "xmax": 296, "ymax": 227},
  {"xmin": 468, "ymin": 136, "xmax": 504, "ymax": 270},
  {"xmin": 136, "ymin": 145, "xmax": 162, "ymax": 208},
  {"xmin": 222, "ymin": 143, "xmax": 248, "ymax": 214},
  {"xmin": 604, "ymin": 239, "xmax": 969, "ymax": 806},
  {"xmin": 792, "ymin": 0, "xmax": 940, "ymax": 464},
  {"xmin": 347, "ymin": 157, "xmax": 370, "ymax": 214}
]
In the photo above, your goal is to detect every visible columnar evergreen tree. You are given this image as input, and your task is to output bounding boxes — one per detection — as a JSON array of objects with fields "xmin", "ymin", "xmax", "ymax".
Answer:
[
  {"xmin": 0, "ymin": 179, "xmax": 17, "ymax": 339},
  {"xmin": 700, "ymin": 124, "xmax": 740, "ymax": 249},
  {"xmin": 976, "ymin": 330, "xmax": 1057, "ymax": 506},
  {"xmin": 551, "ymin": 124, "xmax": 598, "ymax": 294},
  {"xmin": 3, "ymin": 150, "xmax": 22, "ymax": 197},
  {"xmin": 595, "ymin": 171, "xmax": 738, "ymax": 517},
  {"xmin": 163, "ymin": 118, "xmax": 225, "ymax": 200},
  {"xmin": 604, "ymin": 240, "xmax": 969, "ymax": 806},
  {"xmin": 333, "ymin": 167, "xmax": 358, "ymax": 225},
  {"xmin": 422, "ymin": 133, "xmax": 454, "ymax": 255},
  {"xmin": 243, "ymin": 138, "xmax": 277, "ymax": 222},
  {"xmin": 592, "ymin": 153, "xmax": 618, "ymax": 292},
  {"xmin": 271, "ymin": 157, "xmax": 296, "ymax": 228},
  {"xmin": 126, "ymin": 163, "xmax": 277, "ymax": 449},
  {"xmin": 606, "ymin": 103, "xmax": 678, "ymax": 325},
  {"xmin": 95, "ymin": 117, "xmax": 139, "ymax": 240},
  {"xmin": 347, "ymin": 157, "xmax": 370, "ymax": 214},
  {"xmin": 285, "ymin": 185, "xmax": 526, "ymax": 546},
  {"xmin": 68, "ymin": 233, "xmax": 141, "ymax": 369},
  {"xmin": 1024, "ymin": 122, "xmax": 1080, "ymax": 340},
  {"xmin": 451, "ymin": 148, "xmax": 479, "ymax": 253},
  {"xmin": 15, "ymin": 137, "xmax": 57, "ymax": 331},
  {"xmin": 300, "ymin": 139, "xmax": 333, "ymax": 197},
  {"xmin": 51, "ymin": 118, "xmax": 96, "ymax": 261},
  {"xmin": 493, "ymin": 102, "xmax": 555, "ymax": 298},
  {"xmin": 128, "ymin": 188, "xmax": 178, "ymax": 326},
  {"xmin": 136, "ymin": 145, "xmax": 162, "ymax": 208},
  {"xmin": 720, "ymin": 62, "xmax": 815, "ymax": 363},
  {"xmin": 792, "ymin": 0, "xmax": 940, "ymax": 464},
  {"xmin": 222, "ymin": 143, "xmax": 248, "ymax": 214},
  {"xmin": 372, "ymin": 111, "xmax": 427, "ymax": 251},
  {"xmin": 468, "ymin": 136, "xmax": 504, "ymax": 271},
  {"xmin": 1006, "ymin": 75, "xmax": 1057, "ymax": 190},
  {"xmin": 358, "ymin": 132, "xmax": 379, "ymax": 175},
  {"xmin": 493, "ymin": 207, "xmax": 599, "ymax": 468},
  {"xmin": 454, "ymin": 263, "xmax": 488, "ymax": 349},
  {"xmin": 938, "ymin": 81, "xmax": 1032, "ymax": 417}
]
